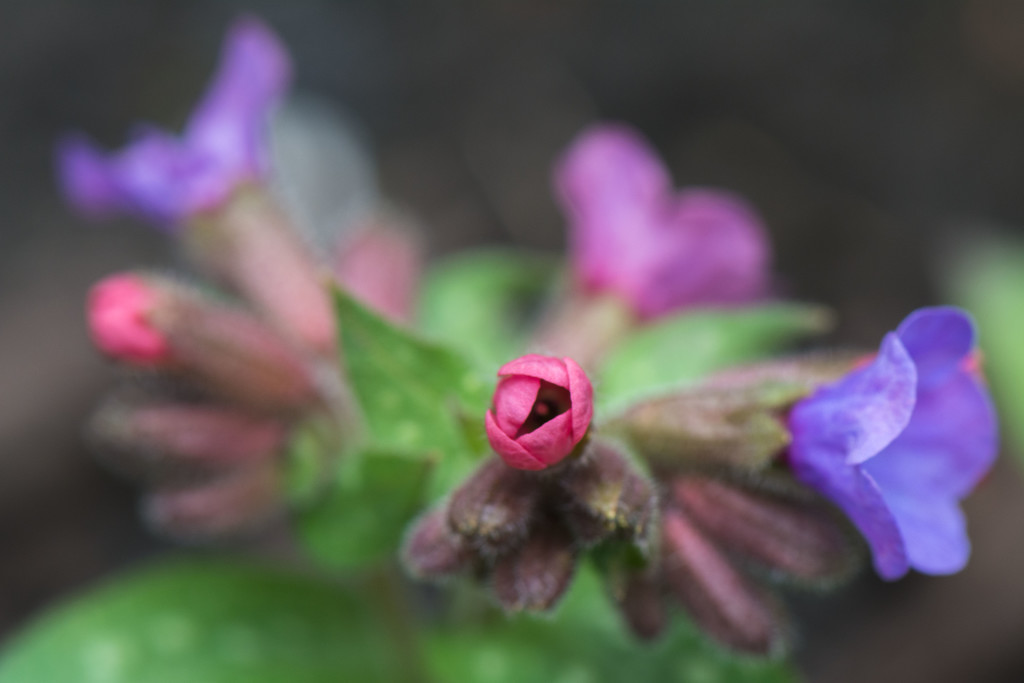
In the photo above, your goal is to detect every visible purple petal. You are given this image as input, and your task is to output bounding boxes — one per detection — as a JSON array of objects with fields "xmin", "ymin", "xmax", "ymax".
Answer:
[
  {"xmin": 882, "ymin": 494, "xmax": 970, "ymax": 575},
  {"xmin": 788, "ymin": 333, "xmax": 919, "ymax": 579},
  {"xmin": 864, "ymin": 370, "xmax": 997, "ymax": 500},
  {"xmin": 55, "ymin": 17, "xmax": 291, "ymax": 227},
  {"xmin": 185, "ymin": 15, "xmax": 291, "ymax": 181},
  {"xmin": 788, "ymin": 440, "xmax": 908, "ymax": 579},
  {"xmin": 56, "ymin": 129, "xmax": 211, "ymax": 227},
  {"xmin": 638, "ymin": 189, "xmax": 770, "ymax": 317},
  {"xmin": 554, "ymin": 124, "xmax": 670, "ymax": 294},
  {"xmin": 55, "ymin": 134, "xmax": 125, "ymax": 217},
  {"xmin": 791, "ymin": 334, "xmax": 917, "ymax": 467},
  {"xmin": 896, "ymin": 306, "xmax": 975, "ymax": 390}
]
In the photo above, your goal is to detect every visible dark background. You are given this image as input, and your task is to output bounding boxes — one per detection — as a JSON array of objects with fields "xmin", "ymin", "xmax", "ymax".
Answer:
[{"xmin": 4, "ymin": 1, "xmax": 1024, "ymax": 681}]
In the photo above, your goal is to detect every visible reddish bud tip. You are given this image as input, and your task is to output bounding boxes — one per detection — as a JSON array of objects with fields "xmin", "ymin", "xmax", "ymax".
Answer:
[
  {"xmin": 87, "ymin": 274, "xmax": 171, "ymax": 365},
  {"xmin": 485, "ymin": 354, "xmax": 594, "ymax": 470}
]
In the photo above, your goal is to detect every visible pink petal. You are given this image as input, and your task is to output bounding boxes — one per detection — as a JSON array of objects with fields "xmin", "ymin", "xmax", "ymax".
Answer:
[
  {"xmin": 485, "ymin": 411, "xmax": 546, "ymax": 470},
  {"xmin": 498, "ymin": 354, "xmax": 570, "ymax": 388},
  {"xmin": 563, "ymin": 357, "xmax": 594, "ymax": 442},
  {"xmin": 514, "ymin": 411, "xmax": 575, "ymax": 467},
  {"xmin": 492, "ymin": 375, "xmax": 541, "ymax": 436}
]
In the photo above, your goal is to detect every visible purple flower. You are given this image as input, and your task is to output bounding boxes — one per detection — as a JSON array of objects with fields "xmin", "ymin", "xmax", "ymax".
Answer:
[
  {"xmin": 56, "ymin": 16, "xmax": 290, "ymax": 228},
  {"xmin": 787, "ymin": 307, "xmax": 997, "ymax": 580},
  {"xmin": 553, "ymin": 124, "xmax": 771, "ymax": 320}
]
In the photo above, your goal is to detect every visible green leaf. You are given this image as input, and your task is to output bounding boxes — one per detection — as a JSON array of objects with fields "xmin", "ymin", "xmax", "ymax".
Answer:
[
  {"xmin": 418, "ymin": 249, "xmax": 558, "ymax": 370},
  {"xmin": 296, "ymin": 449, "xmax": 432, "ymax": 569},
  {"xmin": 425, "ymin": 564, "xmax": 801, "ymax": 683},
  {"xmin": 0, "ymin": 560, "xmax": 403, "ymax": 683},
  {"xmin": 952, "ymin": 242, "xmax": 1024, "ymax": 457},
  {"xmin": 597, "ymin": 304, "xmax": 833, "ymax": 414},
  {"xmin": 334, "ymin": 288, "xmax": 492, "ymax": 499}
]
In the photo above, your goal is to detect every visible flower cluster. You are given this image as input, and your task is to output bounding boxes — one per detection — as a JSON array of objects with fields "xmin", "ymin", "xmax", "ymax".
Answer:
[
  {"xmin": 70, "ymin": 18, "xmax": 423, "ymax": 540},
  {"xmin": 60, "ymin": 14, "xmax": 999, "ymax": 661}
]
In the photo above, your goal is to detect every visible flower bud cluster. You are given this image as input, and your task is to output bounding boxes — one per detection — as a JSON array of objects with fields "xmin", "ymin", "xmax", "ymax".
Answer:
[
  {"xmin": 611, "ymin": 474, "xmax": 860, "ymax": 655},
  {"xmin": 86, "ymin": 218, "xmax": 421, "ymax": 540},
  {"xmin": 69, "ymin": 18, "xmax": 424, "ymax": 540},
  {"xmin": 404, "ymin": 352, "xmax": 888, "ymax": 655},
  {"xmin": 57, "ymin": 14, "xmax": 999, "ymax": 663},
  {"xmin": 403, "ymin": 440, "xmax": 655, "ymax": 613}
]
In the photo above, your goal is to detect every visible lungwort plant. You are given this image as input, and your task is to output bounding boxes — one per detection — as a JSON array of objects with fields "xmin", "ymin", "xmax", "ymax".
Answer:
[{"xmin": 0, "ymin": 16, "xmax": 999, "ymax": 683}]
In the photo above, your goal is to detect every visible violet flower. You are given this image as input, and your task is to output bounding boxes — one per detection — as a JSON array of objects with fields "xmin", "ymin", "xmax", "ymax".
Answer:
[
  {"xmin": 787, "ymin": 307, "xmax": 997, "ymax": 580},
  {"xmin": 553, "ymin": 124, "xmax": 770, "ymax": 320},
  {"xmin": 56, "ymin": 16, "xmax": 290, "ymax": 227}
]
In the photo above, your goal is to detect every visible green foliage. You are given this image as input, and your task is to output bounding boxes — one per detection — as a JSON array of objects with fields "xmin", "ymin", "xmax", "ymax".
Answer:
[
  {"xmin": 296, "ymin": 449, "xmax": 432, "ymax": 569},
  {"xmin": 597, "ymin": 304, "xmax": 833, "ymax": 414},
  {"xmin": 0, "ymin": 561, "xmax": 402, "ymax": 683},
  {"xmin": 952, "ymin": 242, "xmax": 1024, "ymax": 457},
  {"xmin": 0, "ymin": 559, "xmax": 801, "ymax": 683},
  {"xmin": 418, "ymin": 249, "xmax": 557, "ymax": 371},
  {"xmin": 426, "ymin": 564, "xmax": 801, "ymax": 683},
  {"xmin": 334, "ymin": 288, "xmax": 492, "ymax": 498}
]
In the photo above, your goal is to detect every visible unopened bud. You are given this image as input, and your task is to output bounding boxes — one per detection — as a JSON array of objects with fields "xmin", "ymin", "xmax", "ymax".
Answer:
[
  {"xmin": 186, "ymin": 187, "xmax": 335, "ymax": 355},
  {"xmin": 142, "ymin": 462, "xmax": 283, "ymax": 541},
  {"xmin": 402, "ymin": 506, "xmax": 473, "ymax": 579},
  {"xmin": 90, "ymin": 400, "xmax": 286, "ymax": 480},
  {"xmin": 448, "ymin": 456, "xmax": 542, "ymax": 555},
  {"xmin": 89, "ymin": 273, "xmax": 319, "ymax": 412},
  {"xmin": 485, "ymin": 354, "xmax": 594, "ymax": 470},
  {"xmin": 661, "ymin": 508, "xmax": 786, "ymax": 655},
  {"xmin": 615, "ymin": 388, "xmax": 790, "ymax": 471},
  {"xmin": 87, "ymin": 274, "xmax": 172, "ymax": 364},
  {"xmin": 558, "ymin": 440, "xmax": 654, "ymax": 547},
  {"xmin": 611, "ymin": 355, "xmax": 862, "ymax": 472},
  {"xmin": 672, "ymin": 476, "xmax": 859, "ymax": 584},
  {"xmin": 492, "ymin": 519, "xmax": 577, "ymax": 612},
  {"xmin": 335, "ymin": 213, "xmax": 423, "ymax": 324}
]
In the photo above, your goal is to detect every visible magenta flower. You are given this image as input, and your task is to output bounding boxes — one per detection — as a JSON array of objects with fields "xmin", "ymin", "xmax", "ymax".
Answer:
[
  {"xmin": 56, "ymin": 16, "xmax": 290, "ymax": 227},
  {"xmin": 553, "ymin": 124, "xmax": 771, "ymax": 319},
  {"xmin": 485, "ymin": 355, "xmax": 594, "ymax": 471},
  {"xmin": 787, "ymin": 307, "xmax": 997, "ymax": 580}
]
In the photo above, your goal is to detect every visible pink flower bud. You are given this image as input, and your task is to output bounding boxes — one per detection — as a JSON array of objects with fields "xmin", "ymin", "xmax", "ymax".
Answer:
[
  {"xmin": 87, "ymin": 274, "xmax": 172, "ymax": 365},
  {"xmin": 485, "ymin": 354, "xmax": 594, "ymax": 470},
  {"xmin": 335, "ymin": 215, "xmax": 423, "ymax": 324},
  {"xmin": 143, "ymin": 462, "xmax": 283, "ymax": 541},
  {"xmin": 87, "ymin": 272, "xmax": 318, "ymax": 412},
  {"xmin": 661, "ymin": 508, "xmax": 785, "ymax": 655}
]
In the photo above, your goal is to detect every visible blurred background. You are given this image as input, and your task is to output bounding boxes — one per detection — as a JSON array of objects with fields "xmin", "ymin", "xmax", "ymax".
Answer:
[{"xmin": 4, "ymin": 1, "xmax": 1024, "ymax": 681}]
